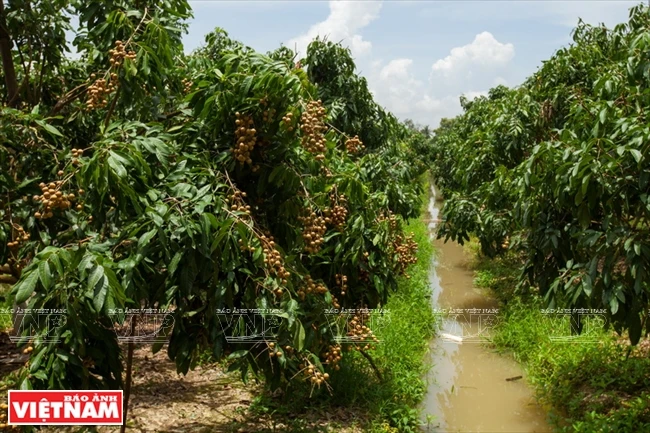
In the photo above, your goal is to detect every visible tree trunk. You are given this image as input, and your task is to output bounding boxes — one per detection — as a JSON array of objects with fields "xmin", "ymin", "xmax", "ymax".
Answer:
[
  {"xmin": 0, "ymin": 1, "xmax": 19, "ymax": 106},
  {"xmin": 120, "ymin": 315, "xmax": 137, "ymax": 433}
]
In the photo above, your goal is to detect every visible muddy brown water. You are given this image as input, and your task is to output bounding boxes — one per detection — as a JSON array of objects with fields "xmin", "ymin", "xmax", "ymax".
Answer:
[{"xmin": 421, "ymin": 185, "xmax": 551, "ymax": 433}]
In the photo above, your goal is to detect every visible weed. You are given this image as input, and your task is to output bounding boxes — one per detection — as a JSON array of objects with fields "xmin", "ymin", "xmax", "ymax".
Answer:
[
  {"xmin": 0, "ymin": 284, "xmax": 13, "ymax": 331},
  {"xmin": 470, "ymin": 246, "xmax": 650, "ymax": 433}
]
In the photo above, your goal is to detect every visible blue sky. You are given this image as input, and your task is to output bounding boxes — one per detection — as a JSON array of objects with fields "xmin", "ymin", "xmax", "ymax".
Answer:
[{"xmin": 183, "ymin": 1, "xmax": 640, "ymax": 127}]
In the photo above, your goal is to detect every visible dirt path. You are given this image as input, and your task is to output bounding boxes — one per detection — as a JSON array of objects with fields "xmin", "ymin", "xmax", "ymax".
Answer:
[
  {"xmin": 0, "ymin": 341, "xmax": 367, "ymax": 433},
  {"xmin": 109, "ymin": 346, "xmax": 366, "ymax": 432},
  {"xmin": 104, "ymin": 346, "xmax": 256, "ymax": 433},
  {"xmin": 0, "ymin": 332, "xmax": 28, "ymax": 378}
]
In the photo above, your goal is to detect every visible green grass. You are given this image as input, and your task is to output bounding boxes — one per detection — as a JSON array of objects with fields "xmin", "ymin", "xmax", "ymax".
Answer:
[
  {"xmin": 491, "ymin": 299, "xmax": 650, "ymax": 432},
  {"xmin": 467, "ymin": 244, "xmax": 650, "ymax": 433},
  {"xmin": 0, "ymin": 283, "xmax": 13, "ymax": 331},
  {"xmin": 360, "ymin": 215, "xmax": 436, "ymax": 432},
  {"xmin": 465, "ymin": 237, "xmax": 540, "ymax": 304}
]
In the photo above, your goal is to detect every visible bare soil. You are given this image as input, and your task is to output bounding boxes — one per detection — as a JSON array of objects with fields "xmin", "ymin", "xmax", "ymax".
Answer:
[
  {"xmin": 0, "ymin": 332, "xmax": 28, "ymax": 378},
  {"xmin": 0, "ymin": 341, "xmax": 366, "ymax": 433}
]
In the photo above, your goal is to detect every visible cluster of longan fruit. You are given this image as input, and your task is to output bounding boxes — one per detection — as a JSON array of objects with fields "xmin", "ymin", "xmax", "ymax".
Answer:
[
  {"xmin": 346, "ymin": 315, "xmax": 379, "ymax": 350},
  {"xmin": 85, "ymin": 73, "xmax": 118, "ymax": 110},
  {"xmin": 267, "ymin": 342, "xmax": 284, "ymax": 358},
  {"xmin": 501, "ymin": 237, "xmax": 510, "ymax": 249},
  {"xmin": 0, "ymin": 402, "xmax": 7, "ymax": 426},
  {"xmin": 228, "ymin": 190, "xmax": 251, "ymax": 215},
  {"xmin": 0, "ymin": 402, "xmax": 16, "ymax": 430},
  {"xmin": 261, "ymin": 235, "xmax": 290, "ymax": 286},
  {"xmin": 233, "ymin": 112, "xmax": 257, "ymax": 166},
  {"xmin": 238, "ymin": 238, "xmax": 256, "ymax": 254},
  {"xmin": 347, "ymin": 342, "xmax": 376, "ymax": 352},
  {"xmin": 393, "ymin": 233, "xmax": 418, "ymax": 275},
  {"xmin": 301, "ymin": 363, "xmax": 330, "ymax": 387},
  {"xmin": 320, "ymin": 166, "xmax": 333, "ymax": 178},
  {"xmin": 322, "ymin": 344, "xmax": 342, "ymax": 370},
  {"xmin": 359, "ymin": 268, "xmax": 370, "ymax": 283},
  {"xmin": 181, "ymin": 78, "xmax": 193, "ymax": 94},
  {"xmin": 331, "ymin": 294, "xmax": 341, "ymax": 309},
  {"xmin": 2, "ymin": 258, "xmax": 23, "ymax": 275},
  {"xmin": 33, "ymin": 181, "xmax": 82, "ymax": 220},
  {"xmin": 300, "ymin": 359, "xmax": 330, "ymax": 386},
  {"xmin": 378, "ymin": 211, "xmax": 399, "ymax": 231},
  {"xmin": 109, "ymin": 40, "xmax": 136, "ymax": 66},
  {"xmin": 262, "ymin": 105, "xmax": 277, "ymax": 124},
  {"xmin": 360, "ymin": 251, "xmax": 370, "ymax": 283},
  {"xmin": 325, "ymin": 194, "xmax": 348, "ymax": 230},
  {"xmin": 300, "ymin": 100, "xmax": 327, "ymax": 161},
  {"xmin": 299, "ymin": 211, "xmax": 327, "ymax": 254},
  {"xmin": 335, "ymin": 273, "xmax": 348, "ymax": 296},
  {"xmin": 345, "ymin": 135, "xmax": 365, "ymax": 154},
  {"xmin": 297, "ymin": 275, "xmax": 327, "ymax": 301},
  {"xmin": 281, "ymin": 111, "xmax": 295, "ymax": 131},
  {"xmin": 71, "ymin": 147, "xmax": 84, "ymax": 165},
  {"xmin": 6, "ymin": 226, "xmax": 29, "ymax": 249}
]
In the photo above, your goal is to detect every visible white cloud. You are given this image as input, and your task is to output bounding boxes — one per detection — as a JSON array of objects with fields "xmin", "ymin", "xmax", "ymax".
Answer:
[
  {"xmin": 287, "ymin": 0, "xmax": 382, "ymax": 57},
  {"xmin": 463, "ymin": 90, "xmax": 488, "ymax": 101},
  {"xmin": 373, "ymin": 58, "xmax": 423, "ymax": 115},
  {"xmin": 432, "ymin": 31, "xmax": 514, "ymax": 77},
  {"xmin": 288, "ymin": 15, "xmax": 513, "ymax": 127},
  {"xmin": 415, "ymin": 94, "xmax": 457, "ymax": 114},
  {"xmin": 368, "ymin": 56, "xmax": 487, "ymax": 126},
  {"xmin": 411, "ymin": 94, "xmax": 474, "ymax": 126},
  {"xmin": 379, "ymin": 58, "xmax": 413, "ymax": 81},
  {"xmin": 365, "ymin": 32, "xmax": 515, "ymax": 127}
]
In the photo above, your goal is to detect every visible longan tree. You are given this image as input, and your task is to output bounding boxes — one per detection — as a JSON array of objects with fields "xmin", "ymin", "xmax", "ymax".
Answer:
[
  {"xmin": 0, "ymin": 0, "xmax": 428, "ymax": 403},
  {"xmin": 430, "ymin": 4, "xmax": 650, "ymax": 344}
]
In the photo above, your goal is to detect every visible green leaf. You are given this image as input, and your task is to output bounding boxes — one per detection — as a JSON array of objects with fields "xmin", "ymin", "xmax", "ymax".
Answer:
[
  {"xmin": 20, "ymin": 378, "xmax": 33, "ymax": 390},
  {"xmin": 228, "ymin": 350, "xmax": 248, "ymax": 359},
  {"xmin": 168, "ymin": 251, "xmax": 183, "ymax": 275},
  {"xmin": 55, "ymin": 349, "xmax": 69, "ymax": 362},
  {"xmin": 78, "ymin": 253, "xmax": 95, "ymax": 275},
  {"xmin": 38, "ymin": 261, "xmax": 52, "ymax": 290},
  {"xmin": 41, "ymin": 122, "xmax": 64, "ymax": 137},
  {"xmin": 599, "ymin": 108, "xmax": 607, "ymax": 124},
  {"xmin": 87, "ymin": 265, "xmax": 104, "ymax": 294},
  {"xmin": 93, "ymin": 274, "xmax": 109, "ymax": 313},
  {"xmin": 107, "ymin": 152, "xmax": 127, "ymax": 178},
  {"xmin": 152, "ymin": 340, "xmax": 165, "ymax": 354},
  {"xmin": 14, "ymin": 270, "xmax": 40, "ymax": 303},
  {"xmin": 104, "ymin": 267, "xmax": 125, "ymax": 306},
  {"xmin": 630, "ymin": 149, "xmax": 642, "ymax": 163},
  {"xmin": 293, "ymin": 321, "xmax": 305, "ymax": 351},
  {"xmin": 30, "ymin": 348, "xmax": 47, "ymax": 372},
  {"xmin": 610, "ymin": 297, "xmax": 619, "ymax": 315},
  {"xmin": 138, "ymin": 228, "xmax": 157, "ymax": 250}
]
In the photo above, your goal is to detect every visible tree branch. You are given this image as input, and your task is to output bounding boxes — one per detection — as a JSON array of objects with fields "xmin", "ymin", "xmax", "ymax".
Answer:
[
  {"xmin": 104, "ymin": 85, "xmax": 122, "ymax": 129},
  {"xmin": 360, "ymin": 350, "xmax": 383, "ymax": 382},
  {"xmin": 0, "ymin": 1, "xmax": 19, "ymax": 106},
  {"xmin": 121, "ymin": 315, "xmax": 137, "ymax": 433},
  {"xmin": 0, "ymin": 274, "xmax": 17, "ymax": 284},
  {"xmin": 49, "ymin": 83, "xmax": 87, "ymax": 116}
]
